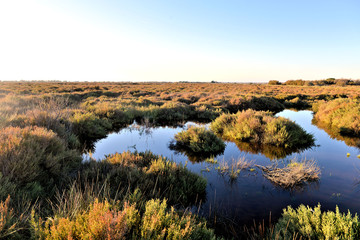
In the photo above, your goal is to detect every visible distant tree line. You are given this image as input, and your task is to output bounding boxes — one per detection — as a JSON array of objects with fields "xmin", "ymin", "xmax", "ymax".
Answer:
[{"xmin": 269, "ymin": 78, "xmax": 360, "ymax": 86}]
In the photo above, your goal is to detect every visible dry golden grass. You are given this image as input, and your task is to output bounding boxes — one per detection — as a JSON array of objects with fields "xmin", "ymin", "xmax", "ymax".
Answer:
[{"xmin": 257, "ymin": 160, "xmax": 320, "ymax": 188}]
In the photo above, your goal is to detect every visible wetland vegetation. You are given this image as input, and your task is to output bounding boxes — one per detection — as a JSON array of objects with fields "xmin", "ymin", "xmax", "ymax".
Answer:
[{"xmin": 1, "ymin": 80, "xmax": 360, "ymax": 239}]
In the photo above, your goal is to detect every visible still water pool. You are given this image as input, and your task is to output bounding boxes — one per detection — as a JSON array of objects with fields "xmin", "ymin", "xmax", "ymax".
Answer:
[{"xmin": 86, "ymin": 110, "xmax": 360, "ymax": 225}]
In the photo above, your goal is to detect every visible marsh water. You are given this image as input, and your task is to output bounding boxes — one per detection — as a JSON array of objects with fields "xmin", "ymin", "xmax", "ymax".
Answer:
[{"xmin": 86, "ymin": 110, "xmax": 360, "ymax": 225}]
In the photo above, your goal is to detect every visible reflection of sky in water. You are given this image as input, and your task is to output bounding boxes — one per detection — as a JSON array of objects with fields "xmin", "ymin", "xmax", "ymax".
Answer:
[{"xmin": 86, "ymin": 110, "xmax": 360, "ymax": 225}]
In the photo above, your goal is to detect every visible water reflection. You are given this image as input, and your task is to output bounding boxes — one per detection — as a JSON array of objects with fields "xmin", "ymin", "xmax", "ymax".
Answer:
[
  {"xmin": 86, "ymin": 110, "xmax": 360, "ymax": 227},
  {"xmin": 234, "ymin": 141, "xmax": 315, "ymax": 160},
  {"xmin": 312, "ymin": 119, "xmax": 360, "ymax": 148},
  {"xmin": 169, "ymin": 143, "xmax": 225, "ymax": 163}
]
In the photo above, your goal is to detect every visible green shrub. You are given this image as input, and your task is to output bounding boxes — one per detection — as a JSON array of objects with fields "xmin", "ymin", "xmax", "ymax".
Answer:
[
  {"xmin": 141, "ymin": 199, "xmax": 216, "ymax": 240},
  {"xmin": 211, "ymin": 109, "xmax": 314, "ymax": 149},
  {"xmin": 170, "ymin": 126, "xmax": 225, "ymax": 156},
  {"xmin": 274, "ymin": 204, "xmax": 360, "ymax": 239},
  {"xmin": 70, "ymin": 111, "xmax": 112, "ymax": 144}
]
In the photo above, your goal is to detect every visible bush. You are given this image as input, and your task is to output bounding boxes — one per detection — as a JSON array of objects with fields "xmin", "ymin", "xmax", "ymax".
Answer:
[
  {"xmin": 170, "ymin": 126, "xmax": 225, "ymax": 157},
  {"xmin": 268, "ymin": 80, "xmax": 281, "ymax": 85},
  {"xmin": 70, "ymin": 111, "xmax": 112, "ymax": 144},
  {"xmin": 32, "ymin": 198, "xmax": 216, "ymax": 240},
  {"xmin": 274, "ymin": 204, "xmax": 360, "ymax": 239},
  {"xmin": 0, "ymin": 126, "xmax": 81, "ymax": 199},
  {"xmin": 211, "ymin": 109, "xmax": 314, "ymax": 149},
  {"xmin": 32, "ymin": 199, "xmax": 140, "ymax": 239}
]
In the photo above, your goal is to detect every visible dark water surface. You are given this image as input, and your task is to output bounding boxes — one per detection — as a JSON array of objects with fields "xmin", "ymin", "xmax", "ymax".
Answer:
[{"xmin": 86, "ymin": 110, "xmax": 360, "ymax": 224}]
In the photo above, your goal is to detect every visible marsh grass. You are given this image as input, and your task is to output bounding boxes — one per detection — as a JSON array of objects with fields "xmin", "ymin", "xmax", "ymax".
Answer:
[
  {"xmin": 216, "ymin": 157, "xmax": 254, "ymax": 180},
  {"xmin": 257, "ymin": 159, "xmax": 320, "ymax": 188}
]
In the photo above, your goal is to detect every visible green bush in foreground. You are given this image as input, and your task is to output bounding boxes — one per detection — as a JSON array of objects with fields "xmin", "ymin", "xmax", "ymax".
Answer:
[
  {"xmin": 211, "ymin": 109, "xmax": 314, "ymax": 149},
  {"xmin": 170, "ymin": 126, "xmax": 225, "ymax": 157},
  {"xmin": 274, "ymin": 204, "xmax": 360, "ymax": 239},
  {"xmin": 31, "ymin": 198, "xmax": 216, "ymax": 240}
]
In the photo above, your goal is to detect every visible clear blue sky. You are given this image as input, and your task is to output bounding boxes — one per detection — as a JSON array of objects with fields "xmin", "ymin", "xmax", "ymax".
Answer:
[{"xmin": 0, "ymin": 0, "xmax": 359, "ymax": 82}]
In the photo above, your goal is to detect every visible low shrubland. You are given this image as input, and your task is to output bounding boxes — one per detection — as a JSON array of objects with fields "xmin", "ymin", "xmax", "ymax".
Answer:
[
  {"xmin": 169, "ymin": 126, "xmax": 225, "ymax": 161},
  {"xmin": 1, "ymin": 81, "xmax": 360, "ymax": 239},
  {"xmin": 211, "ymin": 109, "xmax": 315, "ymax": 149}
]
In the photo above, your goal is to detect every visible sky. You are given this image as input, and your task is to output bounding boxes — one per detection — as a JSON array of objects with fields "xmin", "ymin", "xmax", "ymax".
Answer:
[{"xmin": 0, "ymin": 0, "xmax": 359, "ymax": 82}]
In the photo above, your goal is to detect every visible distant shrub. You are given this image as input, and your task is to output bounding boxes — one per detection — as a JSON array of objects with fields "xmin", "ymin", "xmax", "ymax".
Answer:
[
  {"xmin": 284, "ymin": 80, "xmax": 306, "ymax": 86},
  {"xmin": 227, "ymin": 96, "xmax": 284, "ymax": 113},
  {"xmin": 283, "ymin": 97, "xmax": 310, "ymax": 110},
  {"xmin": 313, "ymin": 98, "xmax": 360, "ymax": 136},
  {"xmin": 274, "ymin": 204, "xmax": 360, "ymax": 239},
  {"xmin": 268, "ymin": 80, "xmax": 281, "ymax": 85},
  {"xmin": 211, "ymin": 109, "xmax": 314, "ymax": 149},
  {"xmin": 170, "ymin": 126, "xmax": 225, "ymax": 156}
]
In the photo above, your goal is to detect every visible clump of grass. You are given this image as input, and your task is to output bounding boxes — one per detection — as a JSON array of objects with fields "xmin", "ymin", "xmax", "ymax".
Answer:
[
  {"xmin": 216, "ymin": 157, "xmax": 253, "ymax": 180},
  {"xmin": 258, "ymin": 159, "xmax": 320, "ymax": 188},
  {"xmin": 170, "ymin": 126, "xmax": 225, "ymax": 159},
  {"xmin": 0, "ymin": 196, "xmax": 24, "ymax": 238},
  {"xmin": 211, "ymin": 109, "xmax": 315, "ymax": 149}
]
